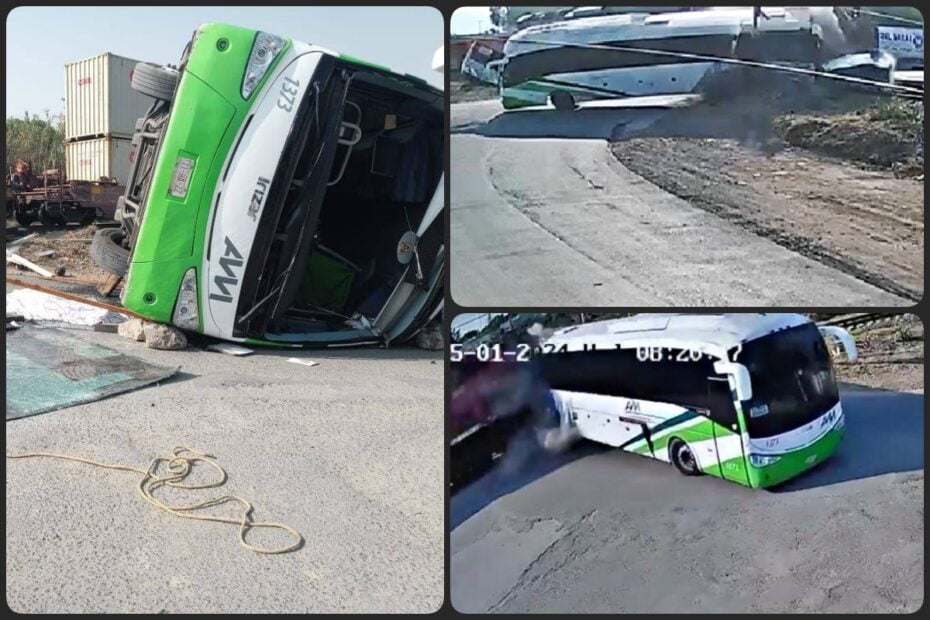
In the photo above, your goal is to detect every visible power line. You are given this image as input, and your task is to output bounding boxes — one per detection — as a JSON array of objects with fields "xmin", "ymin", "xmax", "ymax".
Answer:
[{"xmin": 844, "ymin": 8, "xmax": 924, "ymax": 26}]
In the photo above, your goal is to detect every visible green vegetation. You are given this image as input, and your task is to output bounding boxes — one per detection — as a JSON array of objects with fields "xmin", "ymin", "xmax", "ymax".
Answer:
[
  {"xmin": 5, "ymin": 111, "xmax": 65, "ymax": 173},
  {"xmin": 773, "ymin": 99, "xmax": 923, "ymax": 173},
  {"xmin": 866, "ymin": 99, "xmax": 924, "ymax": 127}
]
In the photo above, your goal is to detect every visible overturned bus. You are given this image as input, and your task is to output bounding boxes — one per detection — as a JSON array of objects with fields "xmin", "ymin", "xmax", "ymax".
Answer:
[
  {"xmin": 497, "ymin": 6, "xmax": 903, "ymax": 110},
  {"xmin": 91, "ymin": 23, "xmax": 444, "ymax": 347}
]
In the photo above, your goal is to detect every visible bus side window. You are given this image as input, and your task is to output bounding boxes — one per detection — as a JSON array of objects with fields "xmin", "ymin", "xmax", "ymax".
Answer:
[{"xmin": 706, "ymin": 377, "xmax": 740, "ymax": 431}]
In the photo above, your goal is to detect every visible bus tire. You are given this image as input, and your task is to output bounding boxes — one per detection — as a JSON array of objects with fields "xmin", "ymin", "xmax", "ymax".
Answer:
[
  {"xmin": 132, "ymin": 62, "xmax": 179, "ymax": 102},
  {"xmin": 550, "ymin": 90, "xmax": 576, "ymax": 111},
  {"xmin": 91, "ymin": 227, "xmax": 130, "ymax": 277},
  {"xmin": 669, "ymin": 438, "xmax": 701, "ymax": 477}
]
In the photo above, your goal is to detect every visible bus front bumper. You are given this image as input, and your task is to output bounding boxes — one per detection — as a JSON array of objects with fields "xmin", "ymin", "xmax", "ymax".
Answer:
[{"xmin": 747, "ymin": 427, "xmax": 844, "ymax": 488}]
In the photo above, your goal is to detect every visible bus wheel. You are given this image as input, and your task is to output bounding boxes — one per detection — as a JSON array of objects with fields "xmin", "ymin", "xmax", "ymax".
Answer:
[
  {"xmin": 669, "ymin": 439, "xmax": 701, "ymax": 476},
  {"xmin": 550, "ymin": 90, "xmax": 576, "ymax": 111},
  {"xmin": 91, "ymin": 227, "xmax": 130, "ymax": 277},
  {"xmin": 132, "ymin": 62, "xmax": 179, "ymax": 102}
]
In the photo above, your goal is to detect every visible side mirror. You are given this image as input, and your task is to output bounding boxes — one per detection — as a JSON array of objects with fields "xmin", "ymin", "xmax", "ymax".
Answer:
[
  {"xmin": 818, "ymin": 326, "xmax": 858, "ymax": 362},
  {"xmin": 713, "ymin": 360, "xmax": 753, "ymax": 402}
]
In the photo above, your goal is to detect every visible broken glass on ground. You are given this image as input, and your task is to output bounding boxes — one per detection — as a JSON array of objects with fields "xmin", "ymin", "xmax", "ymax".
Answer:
[{"xmin": 6, "ymin": 326, "xmax": 178, "ymax": 420}]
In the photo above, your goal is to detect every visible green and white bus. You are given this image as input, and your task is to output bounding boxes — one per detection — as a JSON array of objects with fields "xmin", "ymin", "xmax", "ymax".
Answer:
[
  {"xmin": 91, "ymin": 23, "xmax": 444, "ymax": 346},
  {"xmin": 536, "ymin": 314, "xmax": 857, "ymax": 488}
]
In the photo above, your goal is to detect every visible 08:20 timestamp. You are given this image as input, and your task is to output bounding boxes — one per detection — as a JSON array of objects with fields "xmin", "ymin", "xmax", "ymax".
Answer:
[
  {"xmin": 448, "ymin": 343, "xmax": 709, "ymax": 363},
  {"xmin": 637, "ymin": 347, "xmax": 708, "ymax": 362}
]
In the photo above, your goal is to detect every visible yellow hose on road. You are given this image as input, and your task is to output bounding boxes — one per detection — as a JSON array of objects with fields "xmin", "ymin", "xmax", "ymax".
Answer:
[{"xmin": 6, "ymin": 446, "xmax": 303, "ymax": 554}]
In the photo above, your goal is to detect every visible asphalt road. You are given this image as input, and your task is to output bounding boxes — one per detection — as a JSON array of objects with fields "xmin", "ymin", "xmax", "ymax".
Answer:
[
  {"xmin": 450, "ymin": 384, "xmax": 924, "ymax": 613},
  {"xmin": 6, "ymin": 331, "xmax": 443, "ymax": 613},
  {"xmin": 450, "ymin": 100, "xmax": 905, "ymax": 307}
]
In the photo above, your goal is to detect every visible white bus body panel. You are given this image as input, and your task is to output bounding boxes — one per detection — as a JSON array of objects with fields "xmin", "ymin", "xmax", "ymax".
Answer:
[
  {"xmin": 552, "ymin": 389, "xmax": 742, "ymax": 472},
  {"xmin": 201, "ymin": 49, "xmax": 324, "ymax": 340}
]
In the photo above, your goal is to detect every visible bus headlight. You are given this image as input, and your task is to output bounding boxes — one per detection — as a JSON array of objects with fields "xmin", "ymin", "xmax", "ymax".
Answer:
[
  {"xmin": 749, "ymin": 453, "xmax": 782, "ymax": 468},
  {"xmin": 172, "ymin": 268, "xmax": 199, "ymax": 330},
  {"xmin": 242, "ymin": 32, "xmax": 285, "ymax": 99}
]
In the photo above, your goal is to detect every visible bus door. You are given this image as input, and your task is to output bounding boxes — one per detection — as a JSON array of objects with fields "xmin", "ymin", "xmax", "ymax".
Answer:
[{"xmin": 707, "ymin": 376, "xmax": 750, "ymax": 485}]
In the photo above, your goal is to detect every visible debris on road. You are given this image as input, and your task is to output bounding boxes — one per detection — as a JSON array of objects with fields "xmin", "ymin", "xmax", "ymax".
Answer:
[
  {"xmin": 6, "ymin": 287, "xmax": 128, "ymax": 327},
  {"xmin": 5, "ymin": 223, "xmax": 114, "ymax": 281},
  {"xmin": 206, "ymin": 342, "xmax": 254, "ymax": 356},
  {"xmin": 96, "ymin": 272, "xmax": 122, "ymax": 297},
  {"xmin": 7, "ymin": 232, "xmax": 38, "ymax": 248},
  {"xmin": 142, "ymin": 322, "xmax": 188, "ymax": 350},
  {"xmin": 5, "ymin": 325, "xmax": 178, "ymax": 419},
  {"xmin": 6, "ymin": 250, "xmax": 54, "ymax": 278},
  {"xmin": 6, "ymin": 275, "xmax": 141, "ymax": 319},
  {"xmin": 116, "ymin": 317, "xmax": 146, "ymax": 341},
  {"xmin": 287, "ymin": 358, "xmax": 320, "ymax": 368}
]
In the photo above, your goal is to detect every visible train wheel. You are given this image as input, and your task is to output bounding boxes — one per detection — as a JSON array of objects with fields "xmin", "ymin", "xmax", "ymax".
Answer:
[
  {"xmin": 38, "ymin": 205, "xmax": 59, "ymax": 228},
  {"xmin": 79, "ymin": 208, "xmax": 97, "ymax": 226}
]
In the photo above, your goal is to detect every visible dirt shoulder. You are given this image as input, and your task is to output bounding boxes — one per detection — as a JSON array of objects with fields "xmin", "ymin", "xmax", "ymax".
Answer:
[
  {"xmin": 610, "ymin": 97, "xmax": 923, "ymax": 301},
  {"xmin": 450, "ymin": 70, "xmax": 498, "ymax": 104},
  {"xmin": 834, "ymin": 315, "xmax": 924, "ymax": 393},
  {"xmin": 774, "ymin": 100, "xmax": 923, "ymax": 175}
]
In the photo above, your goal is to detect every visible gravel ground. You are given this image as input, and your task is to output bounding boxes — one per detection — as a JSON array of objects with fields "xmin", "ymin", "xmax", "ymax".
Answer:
[
  {"xmin": 7, "ymin": 220, "xmax": 110, "ymax": 281},
  {"xmin": 609, "ymin": 98, "xmax": 924, "ymax": 301},
  {"xmin": 6, "ymin": 330, "xmax": 443, "ymax": 613},
  {"xmin": 834, "ymin": 317, "xmax": 924, "ymax": 393}
]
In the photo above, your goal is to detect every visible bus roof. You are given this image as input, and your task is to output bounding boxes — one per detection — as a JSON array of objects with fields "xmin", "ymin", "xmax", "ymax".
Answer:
[{"xmin": 546, "ymin": 313, "xmax": 810, "ymax": 354}]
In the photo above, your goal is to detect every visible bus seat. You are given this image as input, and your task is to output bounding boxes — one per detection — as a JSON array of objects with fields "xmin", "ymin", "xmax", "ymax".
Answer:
[{"xmin": 294, "ymin": 244, "xmax": 361, "ymax": 313}]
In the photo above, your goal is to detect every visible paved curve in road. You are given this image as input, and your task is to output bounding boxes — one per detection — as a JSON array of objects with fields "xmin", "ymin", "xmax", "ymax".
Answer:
[
  {"xmin": 450, "ymin": 100, "xmax": 905, "ymax": 307},
  {"xmin": 450, "ymin": 384, "xmax": 923, "ymax": 613}
]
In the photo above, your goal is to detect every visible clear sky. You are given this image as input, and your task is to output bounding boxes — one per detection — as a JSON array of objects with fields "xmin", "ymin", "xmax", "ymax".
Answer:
[
  {"xmin": 5, "ymin": 6, "xmax": 443, "ymax": 117},
  {"xmin": 451, "ymin": 7, "xmax": 491, "ymax": 35}
]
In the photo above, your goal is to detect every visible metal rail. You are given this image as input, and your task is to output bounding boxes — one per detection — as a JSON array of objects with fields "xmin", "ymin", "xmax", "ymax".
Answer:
[
  {"xmin": 5, "ymin": 275, "xmax": 144, "ymax": 320},
  {"xmin": 816, "ymin": 312, "xmax": 899, "ymax": 330}
]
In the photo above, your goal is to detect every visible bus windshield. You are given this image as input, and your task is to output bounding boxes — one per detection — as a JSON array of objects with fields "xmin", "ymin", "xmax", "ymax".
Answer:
[{"xmin": 737, "ymin": 322, "xmax": 839, "ymax": 439}]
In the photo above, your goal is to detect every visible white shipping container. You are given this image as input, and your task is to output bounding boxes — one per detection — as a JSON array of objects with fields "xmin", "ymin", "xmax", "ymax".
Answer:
[
  {"xmin": 65, "ymin": 137, "xmax": 132, "ymax": 185},
  {"xmin": 65, "ymin": 52, "xmax": 155, "ymax": 141}
]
